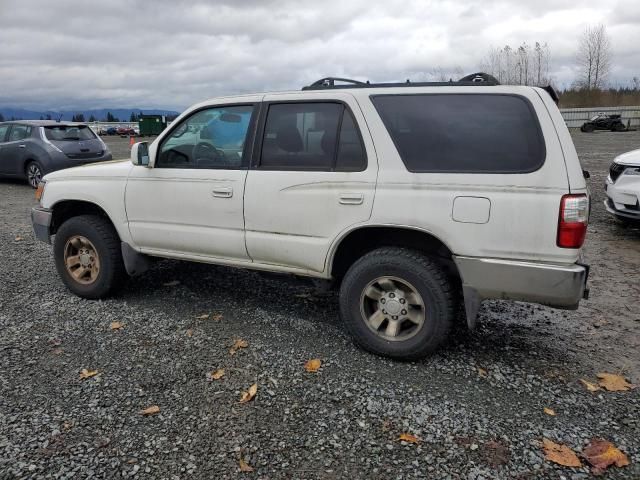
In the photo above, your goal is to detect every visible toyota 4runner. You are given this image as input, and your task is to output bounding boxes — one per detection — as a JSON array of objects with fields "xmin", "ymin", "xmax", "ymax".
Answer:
[{"xmin": 32, "ymin": 74, "xmax": 590, "ymax": 360}]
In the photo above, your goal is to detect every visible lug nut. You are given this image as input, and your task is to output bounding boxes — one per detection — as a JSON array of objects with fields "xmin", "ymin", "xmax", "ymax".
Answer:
[
  {"xmin": 401, "ymin": 309, "xmax": 407, "ymax": 315},
  {"xmin": 380, "ymin": 298, "xmax": 386, "ymax": 304},
  {"xmin": 392, "ymin": 315, "xmax": 398, "ymax": 320},
  {"xmin": 389, "ymin": 293, "xmax": 395, "ymax": 298},
  {"xmin": 382, "ymin": 310, "xmax": 387, "ymax": 314},
  {"xmin": 399, "ymin": 298, "xmax": 405, "ymax": 304}
]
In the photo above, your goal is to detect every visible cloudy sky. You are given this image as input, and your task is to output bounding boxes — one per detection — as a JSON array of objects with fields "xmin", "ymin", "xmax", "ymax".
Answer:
[{"xmin": 1, "ymin": 0, "xmax": 638, "ymax": 111}]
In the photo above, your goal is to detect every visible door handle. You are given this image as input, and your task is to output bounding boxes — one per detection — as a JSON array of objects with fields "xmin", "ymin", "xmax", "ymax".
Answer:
[
  {"xmin": 212, "ymin": 187, "xmax": 233, "ymax": 198},
  {"xmin": 339, "ymin": 193, "xmax": 364, "ymax": 205},
  {"xmin": 18, "ymin": 144, "xmax": 26, "ymax": 148}
]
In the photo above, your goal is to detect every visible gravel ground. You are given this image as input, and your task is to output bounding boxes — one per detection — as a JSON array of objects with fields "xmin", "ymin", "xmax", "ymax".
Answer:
[{"xmin": 1, "ymin": 132, "xmax": 639, "ymax": 479}]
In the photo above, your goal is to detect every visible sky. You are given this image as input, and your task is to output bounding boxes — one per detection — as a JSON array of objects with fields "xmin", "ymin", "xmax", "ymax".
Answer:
[{"xmin": 0, "ymin": 0, "xmax": 638, "ymax": 112}]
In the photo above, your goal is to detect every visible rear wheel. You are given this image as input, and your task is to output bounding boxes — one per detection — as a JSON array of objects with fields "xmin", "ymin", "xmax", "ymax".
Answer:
[
  {"xmin": 54, "ymin": 215, "xmax": 126, "ymax": 298},
  {"xmin": 25, "ymin": 161, "xmax": 43, "ymax": 189},
  {"xmin": 582, "ymin": 124, "xmax": 594, "ymax": 133},
  {"xmin": 339, "ymin": 247, "xmax": 455, "ymax": 360},
  {"xmin": 613, "ymin": 123, "xmax": 626, "ymax": 132}
]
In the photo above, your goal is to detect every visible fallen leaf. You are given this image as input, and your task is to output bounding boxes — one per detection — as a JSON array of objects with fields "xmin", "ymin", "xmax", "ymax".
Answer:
[
  {"xmin": 110, "ymin": 321, "xmax": 124, "ymax": 331},
  {"xmin": 62, "ymin": 420, "xmax": 73, "ymax": 431},
  {"xmin": 211, "ymin": 313, "xmax": 223, "ymax": 321},
  {"xmin": 230, "ymin": 339, "xmax": 249, "ymax": 355},
  {"xmin": 195, "ymin": 313, "xmax": 209, "ymax": 319},
  {"xmin": 483, "ymin": 440, "xmax": 510, "ymax": 467},
  {"xmin": 14, "ymin": 235, "xmax": 23, "ymax": 241},
  {"xmin": 542, "ymin": 438, "xmax": 582, "ymax": 468},
  {"xmin": 477, "ymin": 367, "xmax": 488, "ymax": 377},
  {"xmin": 596, "ymin": 373, "xmax": 635, "ymax": 392},
  {"xmin": 239, "ymin": 457, "xmax": 254, "ymax": 472},
  {"xmin": 208, "ymin": 369, "xmax": 225, "ymax": 381},
  {"xmin": 544, "ymin": 407, "xmax": 556, "ymax": 416},
  {"xmin": 398, "ymin": 433, "xmax": 420, "ymax": 444},
  {"xmin": 140, "ymin": 405, "xmax": 160, "ymax": 416},
  {"xmin": 304, "ymin": 359, "xmax": 321, "ymax": 373},
  {"xmin": 79, "ymin": 368, "xmax": 99, "ymax": 380},
  {"xmin": 163, "ymin": 280, "xmax": 180, "ymax": 287},
  {"xmin": 186, "ymin": 329, "xmax": 193, "ymax": 337},
  {"xmin": 580, "ymin": 379, "xmax": 600, "ymax": 392},
  {"xmin": 240, "ymin": 383, "xmax": 257, "ymax": 403},
  {"xmin": 583, "ymin": 438, "xmax": 630, "ymax": 474}
]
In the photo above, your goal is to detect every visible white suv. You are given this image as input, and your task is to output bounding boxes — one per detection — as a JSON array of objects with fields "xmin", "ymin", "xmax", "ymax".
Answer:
[{"xmin": 31, "ymin": 75, "xmax": 590, "ymax": 359}]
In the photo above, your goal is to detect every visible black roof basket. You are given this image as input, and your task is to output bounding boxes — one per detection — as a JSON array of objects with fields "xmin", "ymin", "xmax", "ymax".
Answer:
[{"xmin": 302, "ymin": 72, "xmax": 500, "ymax": 90}]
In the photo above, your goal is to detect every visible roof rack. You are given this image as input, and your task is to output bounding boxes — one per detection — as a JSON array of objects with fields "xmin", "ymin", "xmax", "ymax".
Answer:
[{"xmin": 302, "ymin": 72, "xmax": 500, "ymax": 90}]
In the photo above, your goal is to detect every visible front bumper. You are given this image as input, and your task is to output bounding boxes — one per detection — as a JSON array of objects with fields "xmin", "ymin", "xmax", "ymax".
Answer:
[
  {"xmin": 31, "ymin": 207, "xmax": 53, "ymax": 244},
  {"xmin": 604, "ymin": 172, "xmax": 640, "ymax": 220},
  {"xmin": 454, "ymin": 256, "xmax": 589, "ymax": 326}
]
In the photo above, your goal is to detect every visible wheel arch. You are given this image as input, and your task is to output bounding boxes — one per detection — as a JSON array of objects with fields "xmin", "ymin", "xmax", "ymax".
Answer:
[
  {"xmin": 327, "ymin": 224, "xmax": 460, "ymax": 281},
  {"xmin": 50, "ymin": 199, "xmax": 119, "ymax": 239}
]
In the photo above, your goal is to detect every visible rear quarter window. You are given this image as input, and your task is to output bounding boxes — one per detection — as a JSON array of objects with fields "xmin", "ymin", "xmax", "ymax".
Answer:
[{"xmin": 371, "ymin": 93, "xmax": 546, "ymax": 173}]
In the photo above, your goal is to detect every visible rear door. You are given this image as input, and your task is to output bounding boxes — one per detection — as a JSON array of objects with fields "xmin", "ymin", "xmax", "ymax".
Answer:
[
  {"xmin": 1, "ymin": 124, "xmax": 31, "ymax": 175},
  {"xmin": 0, "ymin": 124, "xmax": 10, "ymax": 174},
  {"xmin": 243, "ymin": 92, "xmax": 378, "ymax": 273}
]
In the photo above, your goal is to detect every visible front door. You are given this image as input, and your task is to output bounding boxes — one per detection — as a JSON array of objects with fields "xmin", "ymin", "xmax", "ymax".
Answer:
[
  {"xmin": 243, "ymin": 93, "xmax": 378, "ymax": 273},
  {"xmin": 125, "ymin": 102, "xmax": 258, "ymax": 261}
]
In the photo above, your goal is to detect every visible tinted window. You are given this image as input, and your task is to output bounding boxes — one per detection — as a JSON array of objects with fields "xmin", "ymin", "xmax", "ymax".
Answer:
[
  {"xmin": 8, "ymin": 125, "xmax": 31, "ymax": 141},
  {"xmin": 371, "ymin": 94, "xmax": 545, "ymax": 173},
  {"xmin": 260, "ymin": 103, "xmax": 366, "ymax": 171},
  {"xmin": 44, "ymin": 125, "xmax": 96, "ymax": 141},
  {"xmin": 158, "ymin": 105, "xmax": 254, "ymax": 169},
  {"xmin": 0, "ymin": 125, "xmax": 9, "ymax": 142}
]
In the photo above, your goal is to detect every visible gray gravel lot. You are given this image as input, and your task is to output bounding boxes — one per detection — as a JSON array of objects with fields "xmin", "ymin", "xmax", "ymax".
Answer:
[{"xmin": 1, "ymin": 132, "xmax": 639, "ymax": 479}]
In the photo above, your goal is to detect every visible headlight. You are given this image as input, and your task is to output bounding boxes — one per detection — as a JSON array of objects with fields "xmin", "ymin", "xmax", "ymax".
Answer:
[{"xmin": 35, "ymin": 180, "xmax": 46, "ymax": 203}]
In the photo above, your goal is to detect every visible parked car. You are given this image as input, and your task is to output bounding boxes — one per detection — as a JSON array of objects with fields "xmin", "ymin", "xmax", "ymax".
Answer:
[
  {"xmin": 104, "ymin": 127, "xmax": 118, "ymax": 136},
  {"xmin": 0, "ymin": 121, "xmax": 112, "ymax": 188},
  {"xmin": 580, "ymin": 114, "xmax": 626, "ymax": 132},
  {"xmin": 31, "ymin": 75, "xmax": 590, "ymax": 359},
  {"xmin": 117, "ymin": 126, "xmax": 136, "ymax": 136},
  {"xmin": 605, "ymin": 148, "xmax": 640, "ymax": 223}
]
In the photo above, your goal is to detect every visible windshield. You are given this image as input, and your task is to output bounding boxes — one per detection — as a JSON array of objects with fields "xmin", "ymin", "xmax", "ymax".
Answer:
[{"xmin": 43, "ymin": 125, "xmax": 97, "ymax": 141}]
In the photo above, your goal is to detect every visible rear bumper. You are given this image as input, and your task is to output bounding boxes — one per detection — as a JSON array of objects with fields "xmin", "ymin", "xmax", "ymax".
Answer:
[
  {"xmin": 31, "ymin": 207, "xmax": 53, "ymax": 244},
  {"xmin": 454, "ymin": 256, "xmax": 589, "ymax": 323}
]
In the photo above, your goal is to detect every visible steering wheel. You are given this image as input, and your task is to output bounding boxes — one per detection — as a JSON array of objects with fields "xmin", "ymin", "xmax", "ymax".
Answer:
[{"xmin": 192, "ymin": 142, "xmax": 225, "ymax": 164}]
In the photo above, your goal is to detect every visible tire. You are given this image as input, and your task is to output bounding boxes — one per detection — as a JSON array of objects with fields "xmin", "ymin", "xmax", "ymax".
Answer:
[
  {"xmin": 613, "ymin": 123, "xmax": 626, "ymax": 132},
  {"xmin": 54, "ymin": 215, "xmax": 126, "ymax": 299},
  {"xmin": 339, "ymin": 247, "xmax": 455, "ymax": 360},
  {"xmin": 582, "ymin": 124, "xmax": 594, "ymax": 133},
  {"xmin": 25, "ymin": 161, "xmax": 43, "ymax": 189}
]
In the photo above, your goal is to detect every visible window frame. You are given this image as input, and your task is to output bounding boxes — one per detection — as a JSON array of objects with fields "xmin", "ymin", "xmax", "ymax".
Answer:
[
  {"xmin": 252, "ymin": 99, "xmax": 368, "ymax": 172},
  {"xmin": 0, "ymin": 124, "xmax": 10, "ymax": 143},
  {"xmin": 155, "ymin": 102, "xmax": 259, "ymax": 170},
  {"xmin": 370, "ymin": 93, "xmax": 547, "ymax": 174}
]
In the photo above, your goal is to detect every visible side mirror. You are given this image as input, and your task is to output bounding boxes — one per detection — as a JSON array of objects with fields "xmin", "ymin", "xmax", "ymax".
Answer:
[{"xmin": 131, "ymin": 142, "xmax": 150, "ymax": 166}]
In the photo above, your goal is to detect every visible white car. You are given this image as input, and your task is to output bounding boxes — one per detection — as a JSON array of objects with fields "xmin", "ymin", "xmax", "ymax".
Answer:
[
  {"xmin": 31, "ymin": 74, "xmax": 590, "ymax": 359},
  {"xmin": 605, "ymin": 148, "xmax": 640, "ymax": 222}
]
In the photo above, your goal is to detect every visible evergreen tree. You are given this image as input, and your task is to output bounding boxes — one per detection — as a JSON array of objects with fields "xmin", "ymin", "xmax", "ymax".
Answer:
[
  {"xmin": 0, "ymin": 113, "xmax": 4, "ymax": 122},
  {"xmin": 39, "ymin": 115, "xmax": 44, "ymax": 120},
  {"xmin": 45, "ymin": 114, "xmax": 52, "ymax": 120},
  {"xmin": 88, "ymin": 114, "xmax": 96, "ymax": 122},
  {"xmin": 72, "ymin": 114, "xmax": 77, "ymax": 122},
  {"xmin": 76, "ymin": 113, "xmax": 85, "ymax": 122},
  {"xmin": 130, "ymin": 112, "xmax": 138, "ymax": 122}
]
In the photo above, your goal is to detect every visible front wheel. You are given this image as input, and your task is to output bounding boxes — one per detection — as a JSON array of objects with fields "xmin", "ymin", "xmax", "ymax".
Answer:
[
  {"xmin": 339, "ymin": 247, "xmax": 455, "ymax": 360},
  {"xmin": 54, "ymin": 215, "xmax": 126, "ymax": 299}
]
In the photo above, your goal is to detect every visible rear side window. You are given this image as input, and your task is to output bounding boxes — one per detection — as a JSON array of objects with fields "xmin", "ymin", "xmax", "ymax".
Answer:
[
  {"xmin": 8, "ymin": 125, "xmax": 32, "ymax": 141},
  {"xmin": 0, "ymin": 125, "xmax": 9, "ymax": 142},
  {"xmin": 259, "ymin": 102, "xmax": 366, "ymax": 171},
  {"xmin": 371, "ymin": 94, "xmax": 545, "ymax": 173},
  {"xmin": 44, "ymin": 125, "xmax": 96, "ymax": 141}
]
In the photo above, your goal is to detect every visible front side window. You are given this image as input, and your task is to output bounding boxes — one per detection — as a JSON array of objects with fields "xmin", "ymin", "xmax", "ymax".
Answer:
[
  {"xmin": 157, "ymin": 105, "xmax": 254, "ymax": 169},
  {"xmin": 260, "ymin": 102, "xmax": 366, "ymax": 171},
  {"xmin": 8, "ymin": 125, "xmax": 31, "ymax": 141},
  {"xmin": 43, "ymin": 125, "xmax": 96, "ymax": 141},
  {"xmin": 371, "ymin": 94, "xmax": 545, "ymax": 173}
]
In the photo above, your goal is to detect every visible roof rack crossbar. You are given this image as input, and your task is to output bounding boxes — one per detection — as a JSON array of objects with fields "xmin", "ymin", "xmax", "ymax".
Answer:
[{"xmin": 302, "ymin": 72, "xmax": 500, "ymax": 90}]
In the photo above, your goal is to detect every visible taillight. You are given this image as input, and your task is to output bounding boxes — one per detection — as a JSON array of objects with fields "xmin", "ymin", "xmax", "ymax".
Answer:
[{"xmin": 557, "ymin": 194, "xmax": 588, "ymax": 248}]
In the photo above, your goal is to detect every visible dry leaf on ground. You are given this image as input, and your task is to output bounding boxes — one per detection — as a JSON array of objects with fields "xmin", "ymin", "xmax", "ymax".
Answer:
[
  {"xmin": 583, "ymin": 438, "xmax": 630, "ymax": 474},
  {"xmin": 304, "ymin": 359, "xmax": 322, "ymax": 373},
  {"xmin": 542, "ymin": 438, "xmax": 582, "ymax": 467},
  {"xmin": 163, "ymin": 280, "xmax": 180, "ymax": 287},
  {"xmin": 398, "ymin": 433, "xmax": 420, "ymax": 444},
  {"xmin": 186, "ymin": 329, "xmax": 193, "ymax": 337},
  {"xmin": 230, "ymin": 339, "xmax": 249, "ymax": 355},
  {"xmin": 580, "ymin": 379, "xmax": 600, "ymax": 392},
  {"xmin": 239, "ymin": 457, "xmax": 254, "ymax": 472},
  {"xmin": 140, "ymin": 405, "xmax": 160, "ymax": 416},
  {"xmin": 79, "ymin": 368, "xmax": 99, "ymax": 380},
  {"xmin": 211, "ymin": 313, "xmax": 223, "ymax": 321},
  {"xmin": 15, "ymin": 236, "xmax": 23, "ymax": 241},
  {"xmin": 596, "ymin": 373, "xmax": 635, "ymax": 392},
  {"xmin": 544, "ymin": 407, "xmax": 556, "ymax": 416},
  {"xmin": 208, "ymin": 369, "xmax": 225, "ymax": 381},
  {"xmin": 195, "ymin": 313, "xmax": 209, "ymax": 319},
  {"xmin": 240, "ymin": 383, "xmax": 257, "ymax": 403},
  {"xmin": 110, "ymin": 321, "xmax": 124, "ymax": 331},
  {"xmin": 483, "ymin": 440, "xmax": 510, "ymax": 467},
  {"xmin": 477, "ymin": 367, "xmax": 488, "ymax": 377}
]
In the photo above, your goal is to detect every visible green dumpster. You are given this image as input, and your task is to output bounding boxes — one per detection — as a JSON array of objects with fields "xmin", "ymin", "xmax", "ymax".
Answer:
[{"xmin": 138, "ymin": 114, "xmax": 167, "ymax": 136}]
